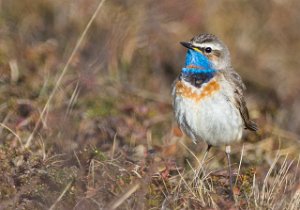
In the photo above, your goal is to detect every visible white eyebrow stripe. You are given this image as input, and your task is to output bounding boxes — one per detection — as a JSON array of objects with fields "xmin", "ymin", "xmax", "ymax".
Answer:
[{"xmin": 192, "ymin": 42, "xmax": 222, "ymax": 51}]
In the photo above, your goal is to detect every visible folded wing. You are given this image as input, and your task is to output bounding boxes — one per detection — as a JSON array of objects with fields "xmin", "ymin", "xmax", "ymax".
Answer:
[{"xmin": 224, "ymin": 69, "xmax": 258, "ymax": 131}]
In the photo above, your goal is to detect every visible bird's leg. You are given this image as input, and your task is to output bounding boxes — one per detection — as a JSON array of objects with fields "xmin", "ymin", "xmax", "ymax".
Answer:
[
  {"xmin": 200, "ymin": 144, "xmax": 212, "ymax": 174},
  {"xmin": 225, "ymin": 145, "xmax": 234, "ymax": 197},
  {"xmin": 194, "ymin": 144, "xmax": 212, "ymax": 183},
  {"xmin": 202, "ymin": 144, "xmax": 212, "ymax": 167}
]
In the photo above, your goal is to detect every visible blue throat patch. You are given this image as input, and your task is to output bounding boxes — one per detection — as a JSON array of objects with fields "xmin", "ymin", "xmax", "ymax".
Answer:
[{"xmin": 181, "ymin": 49, "xmax": 216, "ymax": 87}]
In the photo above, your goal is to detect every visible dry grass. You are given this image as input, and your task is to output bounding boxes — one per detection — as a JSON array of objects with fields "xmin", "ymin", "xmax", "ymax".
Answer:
[{"xmin": 0, "ymin": 0, "xmax": 300, "ymax": 209}]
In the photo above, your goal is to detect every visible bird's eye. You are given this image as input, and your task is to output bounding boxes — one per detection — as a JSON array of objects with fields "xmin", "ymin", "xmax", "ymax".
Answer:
[{"xmin": 205, "ymin": 47, "xmax": 212, "ymax": 53}]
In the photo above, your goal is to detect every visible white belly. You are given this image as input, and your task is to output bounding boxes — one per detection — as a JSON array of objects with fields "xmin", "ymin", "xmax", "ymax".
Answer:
[{"xmin": 173, "ymin": 81, "xmax": 243, "ymax": 146}]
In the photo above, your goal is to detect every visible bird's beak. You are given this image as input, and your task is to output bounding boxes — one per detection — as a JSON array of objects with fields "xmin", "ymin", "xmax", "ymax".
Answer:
[
  {"xmin": 180, "ymin": 42, "xmax": 193, "ymax": 49},
  {"xmin": 180, "ymin": 41, "xmax": 202, "ymax": 53}
]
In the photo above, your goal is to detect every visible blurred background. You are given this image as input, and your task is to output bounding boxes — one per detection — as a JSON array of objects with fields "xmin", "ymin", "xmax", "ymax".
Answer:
[
  {"xmin": 1, "ymin": 0, "xmax": 300, "ymax": 209},
  {"xmin": 2, "ymin": 0, "xmax": 300, "ymax": 134}
]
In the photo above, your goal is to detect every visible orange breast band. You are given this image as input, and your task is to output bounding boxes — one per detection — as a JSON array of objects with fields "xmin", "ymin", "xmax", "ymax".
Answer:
[{"xmin": 176, "ymin": 80, "xmax": 220, "ymax": 102}]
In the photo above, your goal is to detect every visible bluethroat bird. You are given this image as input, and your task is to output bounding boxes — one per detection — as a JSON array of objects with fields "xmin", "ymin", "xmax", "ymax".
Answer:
[{"xmin": 172, "ymin": 33, "xmax": 258, "ymax": 194}]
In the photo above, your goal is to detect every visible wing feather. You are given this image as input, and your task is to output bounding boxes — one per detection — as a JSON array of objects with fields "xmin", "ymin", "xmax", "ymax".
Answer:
[{"xmin": 223, "ymin": 69, "xmax": 258, "ymax": 131}]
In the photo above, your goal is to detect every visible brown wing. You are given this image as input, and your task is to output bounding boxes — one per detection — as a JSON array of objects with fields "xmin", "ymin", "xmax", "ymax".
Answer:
[{"xmin": 224, "ymin": 70, "xmax": 258, "ymax": 131}]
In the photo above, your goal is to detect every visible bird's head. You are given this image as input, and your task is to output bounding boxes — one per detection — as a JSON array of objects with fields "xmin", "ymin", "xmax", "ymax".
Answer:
[{"xmin": 181, "ymin": 34, "xmax": 231, "ymax": 72}]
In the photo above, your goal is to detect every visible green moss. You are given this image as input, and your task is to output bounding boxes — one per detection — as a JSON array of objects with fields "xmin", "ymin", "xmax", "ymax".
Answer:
[
  {"xmin": 91, "ymin": 149, "xmax": 107, "ymax": 161},
  {"xmin": 146, "ymin": 183, "xmax": 164, "ymax": 208},
  {"xmin": 85, "ymin": 97, "xmax": 119, "ymax": 117}
]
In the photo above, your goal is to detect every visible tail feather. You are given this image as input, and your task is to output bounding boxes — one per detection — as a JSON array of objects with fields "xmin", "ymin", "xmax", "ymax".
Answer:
[{"xmin": 245, "ymin": 120, "xmax": 258, "ymax": 131}]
